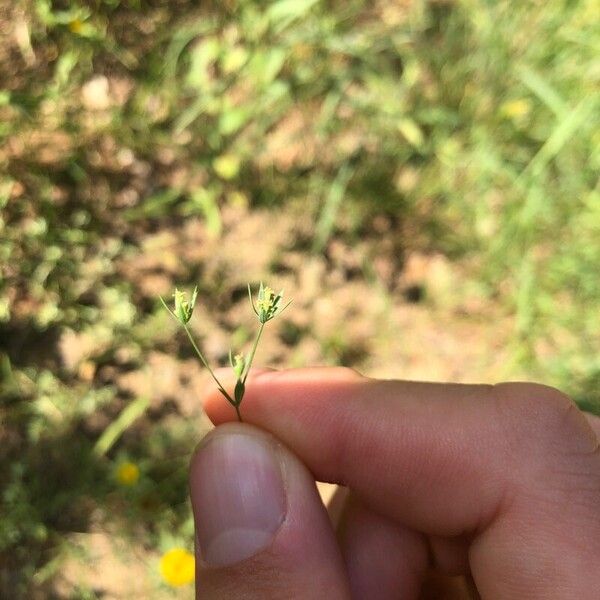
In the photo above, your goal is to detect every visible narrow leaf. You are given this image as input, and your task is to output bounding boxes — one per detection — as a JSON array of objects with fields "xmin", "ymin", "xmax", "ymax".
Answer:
[
  {"xmin": 234, "ymin": 379, "xmax": 245, "ymax": 405},
  {"xmin": 248, "ymin": 283, "xmax": 259, "ymax": 316},
  {"xmin": 94, "ymin": 397, "xmax": 149, "ymax": 457},
  {"xmin": 159, "ymin": 296, "xmax": 176, "ymax": 320}
]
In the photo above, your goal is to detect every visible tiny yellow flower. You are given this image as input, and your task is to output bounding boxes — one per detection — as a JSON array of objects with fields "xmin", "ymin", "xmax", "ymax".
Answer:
[
  {"xmin": 116, "ymin": 461, "xmax": 140, "ymax": 486},
  {"xmin": 500, "ymin": 98, "xmax": 531, "ymax": 120},
  {"xmin": 248, "ymin": 282, "xmax": 289, "ymax": 324},
  {"xmin": 256, "ymin": 286, "xmax": 274, "ymax": 312},
  {"xmin": 160, "ymin": 548, "xmax": 195, "ymax": 587},
  {"xmin": 68, "ymin": 18, "xmax": 83, "ymax": 34},
  {"xmin": 213, "ymin": 154, "xmax": 241, "ymax": 180}
]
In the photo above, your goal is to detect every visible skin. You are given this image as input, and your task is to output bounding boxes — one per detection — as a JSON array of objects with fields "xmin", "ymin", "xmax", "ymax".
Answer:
[{"xmin": 190, "ymin": 367, "xmax": 600, "ymax": 599}]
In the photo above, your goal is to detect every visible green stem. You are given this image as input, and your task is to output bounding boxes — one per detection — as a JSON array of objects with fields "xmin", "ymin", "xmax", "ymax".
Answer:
[
  {"xmin": 234, "ymin": 404, "xmax": 243, "ymax": 422},
  {"xmin": 242, "ymin": 322, "xmax": 265, "ymax": 384},
  {"xmin": 182, "ymin": 323, "xmax": 235, "ymax": 405}
]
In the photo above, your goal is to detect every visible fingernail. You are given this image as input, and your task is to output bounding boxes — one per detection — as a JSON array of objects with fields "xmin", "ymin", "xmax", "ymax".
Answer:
[{"xmin": 190, "ymin": 432, "xmax": 286, "ymax": 567}]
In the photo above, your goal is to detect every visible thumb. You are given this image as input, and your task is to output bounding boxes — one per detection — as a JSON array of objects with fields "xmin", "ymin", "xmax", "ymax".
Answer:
[{"xmin": 189, "ymin": 423, "xmax": 350, "ymax": 599}]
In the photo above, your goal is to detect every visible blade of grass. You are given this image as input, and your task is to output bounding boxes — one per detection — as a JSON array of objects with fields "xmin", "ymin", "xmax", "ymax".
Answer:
[
  {"xmin": 522, "ymin": 96, "xmax": 596, "ymax": 180},
  {"xmin": 93, "ymin": 396, "xmax": 150, "ymax": 457},
  {"xmin": 312, "ymin": 162, "xmax": 352, "ymax": 253},
  {"xmin": 517, "ymin": 66, "xmax": 567, "ymax": 118}
]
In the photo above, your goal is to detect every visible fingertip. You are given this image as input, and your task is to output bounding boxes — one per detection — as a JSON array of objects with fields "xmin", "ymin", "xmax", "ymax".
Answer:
[
  {"xmin": 201, "ymin": 368, "xmax": 279, "ymax": 424},
  {"xmin": 202, "ymin": 393, "xmax": 238, "ymax": 425}
]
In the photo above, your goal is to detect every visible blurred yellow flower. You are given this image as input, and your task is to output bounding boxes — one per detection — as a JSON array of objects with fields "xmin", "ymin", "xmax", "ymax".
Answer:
[
  {"xmin": 213, "ymin": 154, "xmax": 241, "ymax": 180},
  {"xmin": 116, "ymin": 461, "xmax": 140, "ymax": 486},
  {"xmin": 226, "ymin": 190, "xmax": 248, "ymax": 208},
  {"xmin": 160, "ymin": 548, "xmax": 195, "ymax": 587},
  {"xmin": 500, "ymin": 98, "xmax": 532, "ymax": 120},
  {"xmin": 68, "ymin": 19, "xmax": 83, "ymax": 34}
]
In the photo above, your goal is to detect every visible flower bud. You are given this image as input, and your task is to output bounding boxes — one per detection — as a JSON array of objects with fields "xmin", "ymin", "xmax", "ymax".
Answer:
[
  {"xmin": 232, "ymin": 353, "xmax": 245, "ymax": 379},
  {"xmin": 173, "ymin": 287, "xmax": 198, "ymax": 324}
]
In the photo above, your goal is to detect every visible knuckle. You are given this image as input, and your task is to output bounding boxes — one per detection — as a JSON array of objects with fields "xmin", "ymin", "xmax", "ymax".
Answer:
[
  {"xmin": 491, "ymin": 382, "xmax": 600, "ymax": 491},
  {"xmin": 492, "ymin": 382, "xmax": 595, "ymax": 457}
]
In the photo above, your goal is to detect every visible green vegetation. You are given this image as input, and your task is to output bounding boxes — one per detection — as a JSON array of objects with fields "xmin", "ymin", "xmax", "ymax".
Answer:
[{"xmin": 1, "ymin": 0, "xmax": 598, "ymax": 596}]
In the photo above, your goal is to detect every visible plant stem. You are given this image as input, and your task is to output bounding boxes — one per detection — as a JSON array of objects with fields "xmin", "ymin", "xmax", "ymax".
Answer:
[
  {"xmin": 234, "ymin": 404, "xmax": 243, "ymax": 422},
  {"xmin": 182, "ymin": 323, "xmax": 235, "ymax": 405},
  {"xmin": 242, "ymin": 322, "xmax": 265, "ymax": 383}
]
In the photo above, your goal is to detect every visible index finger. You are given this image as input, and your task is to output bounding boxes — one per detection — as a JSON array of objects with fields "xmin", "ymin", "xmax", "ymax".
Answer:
[{"xmin": 204, "ymin": 368, "xmax": 592, "ymax": 532}]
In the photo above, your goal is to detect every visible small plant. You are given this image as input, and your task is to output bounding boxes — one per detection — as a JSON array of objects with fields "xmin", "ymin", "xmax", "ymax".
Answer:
[{"xmin": 160, "ymin": 283, "xmax": 290, "ymax": 421}]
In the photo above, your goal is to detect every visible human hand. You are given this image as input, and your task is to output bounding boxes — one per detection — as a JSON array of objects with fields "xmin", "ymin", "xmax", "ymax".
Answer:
[{"xmin": 190, "ymin": 368, "xmax": 600, "ymax": 599}]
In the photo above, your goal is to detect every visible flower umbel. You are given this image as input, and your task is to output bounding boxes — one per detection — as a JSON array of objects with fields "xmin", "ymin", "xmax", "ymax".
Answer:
[
  {"xmin": 159, "ymin": 548, "xmax": 195, "ymax": 587},
  {"xmin": 249, "ymin": 282, "xmax": 290, "ymax": 324}
]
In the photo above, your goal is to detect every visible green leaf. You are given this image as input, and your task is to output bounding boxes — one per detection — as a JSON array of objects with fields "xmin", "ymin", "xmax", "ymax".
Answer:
[
  {"xmin": 312, "ymin": 163, "xmax": 352, "ymax": 253},
  {"xmin": 234, "ymin": 379, "xmax": 245, "ymax": 405},
  {"xmin": 93, "ymin": 397, "xmax": 149, "ymax": 457},
  {"xmin": 123, "ymin": 188, "xmax": 181, "ymax": 221},
  {"xmin": 267, "ymin": 0, "xmax": 320, "ymax": 32},
  {"xmin": 219, "ymin": 107, "xmax": 251, "ymax": 135},
  {"xmin": 398, "ymin": 118, "xmax": 425, "ymax": 149},
  {"xmin": 186, "ymin": 37, "xmax": 220, "ymax": 89},
  {"xmin": 517, "ymin": 66, "xmax": 567, "ymax": 118},
  {"xmin": 524, "ymin": 96, "xmax": 596, "ymax": 179},
  {"xmin": 248, "ymin": 48, "xmax": 287, "ymax": 86}
]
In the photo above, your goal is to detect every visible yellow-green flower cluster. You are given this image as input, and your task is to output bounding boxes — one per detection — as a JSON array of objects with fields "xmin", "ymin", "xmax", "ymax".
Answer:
[
  {"xmin": 256, "ymin": 286, "xmax": 275, "ymax": 312},
  {"xmin": 231, "ymin": 352, "xmax": 246, "ymax": 378},
  {"xmin": 249, "ymin": 282, "xmax": 289, "ymax": 324},
  {"xmin": 172, "ymin": 287, "xmax": 198, "ymax": 324}
]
